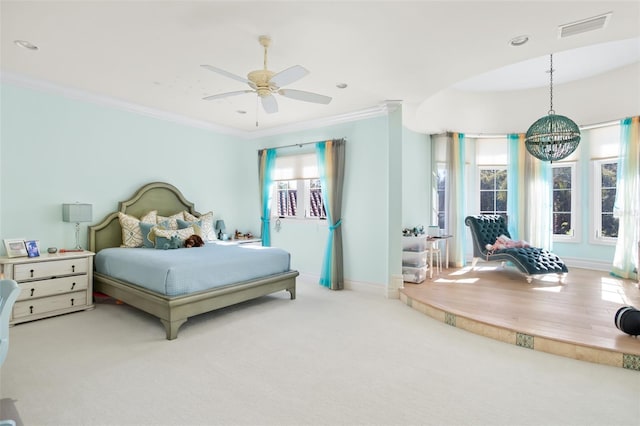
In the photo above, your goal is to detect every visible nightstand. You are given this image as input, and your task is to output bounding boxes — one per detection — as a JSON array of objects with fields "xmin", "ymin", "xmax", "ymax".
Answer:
[{"xmin": 0, "ymin": 250, "xmax": 95, "ymax": 325}]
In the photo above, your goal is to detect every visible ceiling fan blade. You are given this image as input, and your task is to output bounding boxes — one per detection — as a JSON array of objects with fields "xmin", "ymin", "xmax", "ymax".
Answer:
[
  {"xmin": 278, "ymin": 89, "xmax": 332, "ymax": 104},
  {"xmin": 200, "ymin": 65, "xmax": 250, "ymax": 85},
  {"xmin": 261, "ymin": 94, "xmax": 278, "ymax": 114},
  {"xmin": 202, "ymin": 90, "xmax": 253, "ymax": 101},
  {"xmin": 269, "ymin": 65, "xmax": 309, "ymax": 88}
]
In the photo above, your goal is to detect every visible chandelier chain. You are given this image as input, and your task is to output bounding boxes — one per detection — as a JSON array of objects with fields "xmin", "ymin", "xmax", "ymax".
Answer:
[{"xmin": 549, "ymin": 53, "xmax": 554, "ymax": 115}]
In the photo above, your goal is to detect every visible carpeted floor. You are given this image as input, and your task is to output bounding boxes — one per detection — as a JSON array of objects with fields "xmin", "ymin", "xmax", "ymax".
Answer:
[{"xmin": 1, "ymin": 276, "xmax": 639, "ymax": 426}]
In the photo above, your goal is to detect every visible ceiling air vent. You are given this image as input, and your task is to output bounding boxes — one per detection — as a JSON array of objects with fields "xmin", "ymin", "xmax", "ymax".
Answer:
[{"xmin": 558, "ymin": 12, "xmax": 612, "ymax": 38}]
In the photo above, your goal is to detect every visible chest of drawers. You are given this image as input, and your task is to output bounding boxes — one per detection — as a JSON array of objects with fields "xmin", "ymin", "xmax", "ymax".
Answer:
[{"xmin": 0, "ymin": 251, "xmax": 95, "ymax": 324}]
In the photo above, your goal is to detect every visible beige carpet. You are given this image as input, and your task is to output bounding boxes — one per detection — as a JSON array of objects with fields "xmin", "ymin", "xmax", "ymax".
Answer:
[{"xmin": 1, "ymin": 276, "xmax": 639, "ymax": 426}]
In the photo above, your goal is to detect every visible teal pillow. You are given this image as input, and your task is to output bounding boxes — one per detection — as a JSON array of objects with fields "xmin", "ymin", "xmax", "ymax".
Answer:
[
  {"xmin": 139, "ymin": 221, "xmax": 169, "ymax": 248},
  {"xmin": 177, "ymin": 219, "xmax": 203, "ymax": 237}
]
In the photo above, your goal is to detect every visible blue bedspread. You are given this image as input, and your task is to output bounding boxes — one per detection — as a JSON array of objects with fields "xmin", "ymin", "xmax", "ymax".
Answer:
[{"xmin": 95, "ymin": 243, "xmax": 291, "ymax": 296}]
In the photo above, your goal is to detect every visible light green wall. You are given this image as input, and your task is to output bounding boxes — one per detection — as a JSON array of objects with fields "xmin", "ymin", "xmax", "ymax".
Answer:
[
  {"xmin": 0, "ymin": 83, "xmax": 253, "ymax": 251},
  {"xmin": 255, "ymin": 115, "xmax": 393, "ymax": 285},
  {"xmin": 1, "ymin": 83, "xmax": 408, "ymax": 287}
]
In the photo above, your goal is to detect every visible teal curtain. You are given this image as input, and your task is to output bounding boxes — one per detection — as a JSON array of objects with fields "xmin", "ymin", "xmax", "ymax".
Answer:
[
  {"xmin": 447, "ymin": 133, "xmax": 466, "ymax": 267},
  {"xmin": 507, "ymin": 134, "xmax": 524, "ymax": 239},
  {"xmin": 258, "ymin": 149, "xmax": 277, "ymax": 246},
  {"xmin": 612, "ymin": 116, "xmax": 639, "ymax": 280},
  {"xmin": 316, "ymin": 139, "xmax": 346, "ymax": 290}
]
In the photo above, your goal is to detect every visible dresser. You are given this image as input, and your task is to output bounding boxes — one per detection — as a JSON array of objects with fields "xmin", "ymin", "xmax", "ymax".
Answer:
[{"xmin": 0, "ymin": 251, "xmax": 95, "ymax": 325}]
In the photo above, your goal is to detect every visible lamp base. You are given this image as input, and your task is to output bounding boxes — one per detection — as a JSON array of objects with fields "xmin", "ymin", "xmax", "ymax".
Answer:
[{"xmin": 74, "ymin": 222, "xmax": 83, "ymax": 250}]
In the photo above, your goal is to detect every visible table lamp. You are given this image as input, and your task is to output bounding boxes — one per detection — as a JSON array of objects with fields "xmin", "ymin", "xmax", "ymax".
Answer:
[
  {"xmin": 62, "ymin": 203, "xmax": 92, "ymax": 249},
  {"xmin": 215, "ymin": 220, "xmax": 226, "ymax": 240}
]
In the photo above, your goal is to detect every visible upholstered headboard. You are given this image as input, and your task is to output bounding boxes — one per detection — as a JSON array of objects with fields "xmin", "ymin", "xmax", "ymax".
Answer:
[{"xmin": 88, "ymin": 182, "xmax": 200, "ymax": 253}]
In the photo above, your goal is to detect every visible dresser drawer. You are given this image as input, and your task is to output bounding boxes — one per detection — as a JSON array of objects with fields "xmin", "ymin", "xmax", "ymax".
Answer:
[
  {"xmin": 16, "ymin": 275, "xmax": 89, "ymax": 301},
  {"xmin": 14, "ymin": 258, "xmax": 89, "ymax": 281},
  {"xmin": 13, "ymin": 291, "xmax": 88, "ymax": 318}
]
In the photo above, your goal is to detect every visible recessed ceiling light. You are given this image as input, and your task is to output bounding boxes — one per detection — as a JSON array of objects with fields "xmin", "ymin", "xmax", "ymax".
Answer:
[
  {"xmin": 509, "ymin": 35, "xmax": 529, "ymax": 47},
  {"xmin": 14, "ymin": 40, "xmax": 38, "ymax": 50},
  {"xmin": 336, "ymin": 83, "xmax": 348, "ymax": 89},
  {"xmin": 236, "ymin": 110, "xmax": 247, "ymax": 114}
]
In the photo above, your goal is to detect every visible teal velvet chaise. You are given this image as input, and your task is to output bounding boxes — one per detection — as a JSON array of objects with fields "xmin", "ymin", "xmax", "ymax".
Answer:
[{"xmin": 465, "ymin": 215, "xmax": 568, "ymax": 283}]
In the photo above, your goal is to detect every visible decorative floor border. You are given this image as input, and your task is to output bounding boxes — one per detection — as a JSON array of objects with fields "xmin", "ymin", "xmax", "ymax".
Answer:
[{"xmin": 399, "ymin": 292, "xmax": 639, "ymax": 371}]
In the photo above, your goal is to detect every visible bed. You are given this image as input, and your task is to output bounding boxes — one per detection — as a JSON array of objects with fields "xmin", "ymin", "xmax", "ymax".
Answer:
[{"xmin": 88, "ymin": 182, "xmax": 298, "ymax": 340}]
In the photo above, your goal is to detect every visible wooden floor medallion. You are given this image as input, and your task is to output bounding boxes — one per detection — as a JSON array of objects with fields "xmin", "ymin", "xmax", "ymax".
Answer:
[{"xmin": 400, "ymin": 265, "xmax": 640, "ymax": 370}]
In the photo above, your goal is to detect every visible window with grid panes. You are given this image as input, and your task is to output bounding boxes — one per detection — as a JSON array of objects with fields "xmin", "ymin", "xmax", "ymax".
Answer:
[
  {"xmin": 552, "ymin": 164, "xmax": 576, "ymax": 238},
  {"xmin": 479, "ymin": 167, "xmax": 507, "ymax": 218}
]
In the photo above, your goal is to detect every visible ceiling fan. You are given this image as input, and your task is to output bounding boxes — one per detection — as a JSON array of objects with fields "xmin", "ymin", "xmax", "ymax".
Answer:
[{"xmin": 201, "ymin": 35, "xmax": 332, "ymax": 114}]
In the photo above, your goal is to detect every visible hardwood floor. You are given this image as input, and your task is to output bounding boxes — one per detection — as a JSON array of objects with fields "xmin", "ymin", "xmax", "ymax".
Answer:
[{"xmin": 400, "ymin": 264, "xmax": 640, "ymax": 370}]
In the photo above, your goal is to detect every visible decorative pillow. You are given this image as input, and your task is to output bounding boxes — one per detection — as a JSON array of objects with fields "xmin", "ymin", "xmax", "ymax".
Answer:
[
  {"xmin": 118, "ymin": 210, "xmax": 158, "ymax": 248},
  {"xmin": 183, "ymin": 211, "xmax": 198, "ymax": 222},
  {"xmin": 177, "ymin": 218, "xmax": 203, "ymax": 237},
  {"xmin": 183, "ymin": 211, "xmax": 216, "ymax": 241},
  {"xmin": 154, "ymin": 227, "xmax": 194, "ymax": 249},
  {"xmin": 140, "ymin": 220, "xmax": 169, "ymax": 248},
  {"xmin": 157, "ymin": 212, "xmax": 184, "ymax": 230}
]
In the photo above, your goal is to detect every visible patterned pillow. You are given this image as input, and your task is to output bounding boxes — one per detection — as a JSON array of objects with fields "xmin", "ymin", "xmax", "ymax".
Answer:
[
  {"xmin": 119, "ymin": 210, "xmax": 158, "ymax": 248},
  {"xmin": 153, "ymin": 227, "xmax": 194, "ymax": 249},
  {"xmin": 184, "ymin": 211, "xmax": 216, "ymax": 241},
  {"xmin": 140, "ymin": 221, "xmax": 169, "ymax": 248},
  {"xmin": 157, "ymin": 212, "xmax": 184, "ymax": 230}
]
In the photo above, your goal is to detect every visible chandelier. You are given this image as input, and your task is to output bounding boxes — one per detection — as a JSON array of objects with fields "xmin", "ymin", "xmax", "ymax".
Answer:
[{"xmin": 525, "ymin": 53, "xmax": 581, "ymax": 162}]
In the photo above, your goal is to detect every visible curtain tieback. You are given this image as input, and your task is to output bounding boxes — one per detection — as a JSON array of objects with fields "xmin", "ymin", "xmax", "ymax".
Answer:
[
  {"xmin": 261, "ymin": 217, "xmax": 270, "ymax": 223},
  {"xmin": 329, "ymin": 219, "xmax": 342, "ymax": 231}
]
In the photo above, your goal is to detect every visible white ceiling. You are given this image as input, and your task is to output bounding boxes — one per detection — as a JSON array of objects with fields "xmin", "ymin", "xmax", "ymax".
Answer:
[{"xmin": 2, "ymin": 1, "xmax": 639, "ymax": 136}]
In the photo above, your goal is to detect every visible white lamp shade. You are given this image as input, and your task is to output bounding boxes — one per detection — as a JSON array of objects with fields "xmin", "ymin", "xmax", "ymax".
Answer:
[{"xmin": 62, "ymin": 203, "xmax": 92, "ymax": 223}]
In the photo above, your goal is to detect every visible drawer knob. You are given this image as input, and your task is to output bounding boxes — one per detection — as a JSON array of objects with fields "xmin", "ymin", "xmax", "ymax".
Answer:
[
  {"xmin": 29, "ymin": 306, "xmax": 34, "ymax": 314},
  {"xmin": 30, "ymin": 269, "xmax": 34, "ymax": 278},
  {"xmin": 30, "ymin": 288, "xmax": 35, "ymax": 297},
  {"xmin": 70, "ymin": 298, "xmax": 75, "ymax": 306},
  {"xmin": 72, "ymin": 265, "xmax": 76, "ymax": 273},
  {"xmin": 71, "ymin": 283, "xmax": 76, "ymax": 290}
]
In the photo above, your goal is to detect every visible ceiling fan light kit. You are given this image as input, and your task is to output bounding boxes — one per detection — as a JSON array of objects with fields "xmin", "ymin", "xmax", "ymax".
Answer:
[
  {"xmin": 201, "ymin": 35, "xmax": 332, "ymax": 117},
  {"xmin": 524, "ymin": 53, "xmax": 581, "ymax": 162}
]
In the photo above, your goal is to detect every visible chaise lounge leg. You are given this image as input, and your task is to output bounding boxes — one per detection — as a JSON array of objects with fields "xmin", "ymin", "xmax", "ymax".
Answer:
[
  {"xmin": 160, "ymin": 318, "xmax": 188, "ymax": 340},
  {"xmin": 526, "ymin": 275, "xmax": 533, "ymax": 284},
  {"xmin": 558, "ymin": 273, "xmax": 567, "ymax": 284},
  {"xmin": 471, "ymin": 257, "xmax": 479, "ymax": 270}
]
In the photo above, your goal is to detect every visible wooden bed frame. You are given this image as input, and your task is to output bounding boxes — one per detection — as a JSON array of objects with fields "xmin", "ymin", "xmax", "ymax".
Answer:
[{"xmin": 88, "ymin": 182, "xmax": 298, "ymax": 340}]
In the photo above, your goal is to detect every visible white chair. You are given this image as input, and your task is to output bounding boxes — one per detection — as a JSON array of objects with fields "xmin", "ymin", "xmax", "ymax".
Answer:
[
  {"xmin": 0, "ymin": 279, "xmax": 20, "ymax": 426},
  {"xmin": 427, "ymin": 239, "xmax": 442, "ymax": 277}
]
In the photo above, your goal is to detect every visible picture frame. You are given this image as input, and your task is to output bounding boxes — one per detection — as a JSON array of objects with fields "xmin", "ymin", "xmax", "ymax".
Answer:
[
  {"xmin": 4, "ymin": 239, "xmax": 28, "ymax": 258},
  {"xmin": 25, "ymin": 240, "xmax": 40, "ymax": 258}
]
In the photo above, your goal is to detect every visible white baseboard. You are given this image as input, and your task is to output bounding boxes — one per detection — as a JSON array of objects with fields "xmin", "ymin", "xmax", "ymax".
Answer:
[
  {"xmin": 297, "ymin": 272, "xmax": 386, "ymax": 296},
  {"xmin": 561, "ymin": 257, "xmax": 611, "ymax": 272}
]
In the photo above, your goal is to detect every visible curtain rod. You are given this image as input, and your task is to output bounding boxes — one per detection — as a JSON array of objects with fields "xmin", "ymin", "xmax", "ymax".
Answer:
[{"xmin": 259, "ymin": 137, "xmax": 345, "ymax": 151}]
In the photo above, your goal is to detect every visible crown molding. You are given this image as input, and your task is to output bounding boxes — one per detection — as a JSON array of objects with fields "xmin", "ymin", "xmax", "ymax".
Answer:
[
  {"xmin": 243, "ymin": 102, "xmax": 393, "ymax": 139},
  {"xmin": 0, "ymin": 71, "xmax": 245, "ymax": 137},
  {"xmin": 1, "ymin": 71, "xmax": 397, "ymax": 139}
]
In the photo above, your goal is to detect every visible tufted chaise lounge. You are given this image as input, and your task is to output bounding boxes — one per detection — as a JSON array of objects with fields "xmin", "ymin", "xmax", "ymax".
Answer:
[{"xmin": 465, "ymin": 215, "xmax": 568, "ymax": 283}]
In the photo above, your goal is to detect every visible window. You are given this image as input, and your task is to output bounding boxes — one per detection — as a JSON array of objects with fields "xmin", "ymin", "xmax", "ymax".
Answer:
[
  {"xmin": 309, "ymin": 179, "xmax": 326, "ymax": 218},
  {"xmin": 273, "ymin": 153, "xmax": 326, "ymax": 220},
  {"xmin": 479, "ymin": 167, "xmax": 507, "ymax": 217},
  {"xmin": 593, "ymin": 159, "xmax": 619, "ymax": 242},
  {"xmin": 277, "ymin": 181, "xmax": 297, "ymax": 217},
  {"xmin": 552, "ymin": 163, "xmax": 577, "ymax": 240},
  {"xmin": 435, "ymin": 164, "xmax": 446, "ymax": 230}
]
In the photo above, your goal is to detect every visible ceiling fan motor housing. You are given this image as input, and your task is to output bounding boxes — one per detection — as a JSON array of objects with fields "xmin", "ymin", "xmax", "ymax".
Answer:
[{"xmin": 248, "ymin": 70, "xmax": 276, "ymax": 97}]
